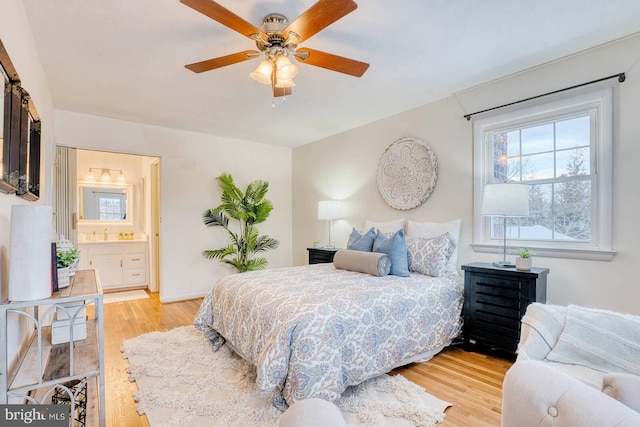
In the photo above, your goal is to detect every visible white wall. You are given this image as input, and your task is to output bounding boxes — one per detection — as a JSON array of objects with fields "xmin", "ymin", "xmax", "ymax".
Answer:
[
  {"xmin": 55, "ymin": 111, "xmax": 293, "ymax": 302},
  {"xmin": 293, "ymin": 34, "xmax": 640, "ymax": 315},
  {"xmin": 0, "ymin": 0, "xmax": 55, "ymax": 372}
]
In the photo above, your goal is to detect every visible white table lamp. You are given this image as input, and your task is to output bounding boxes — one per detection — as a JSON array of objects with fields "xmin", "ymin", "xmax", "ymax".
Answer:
[
  {"xmin": 481, "ymin": 183, "xmax": 529, "ymax": 268},
  {"xmin": 318, "ymin": 200, "xmax": 342, "ymax": 249}
]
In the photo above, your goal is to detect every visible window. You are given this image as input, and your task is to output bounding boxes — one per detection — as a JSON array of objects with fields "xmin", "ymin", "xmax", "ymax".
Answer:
[
  {"xmin": 91, "ymin": 191, "xmax": 127, "ymax": 220},
  {"xmin": 98, "ymin": 195, "xmax": 124, "ymax": 220},
  {"xmin": 473, "ymin": 88, "xmax": 615, "ymax": 261}
]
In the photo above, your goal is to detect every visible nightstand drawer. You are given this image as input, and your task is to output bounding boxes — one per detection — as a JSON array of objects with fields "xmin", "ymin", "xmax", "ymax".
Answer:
[
  {"xmin": 476, "ymin": 281, "xmax": 522, "ymax": 299},
  {"xmin": 475, "ymin": 302, "xmax": 521, "ymax": 322}
]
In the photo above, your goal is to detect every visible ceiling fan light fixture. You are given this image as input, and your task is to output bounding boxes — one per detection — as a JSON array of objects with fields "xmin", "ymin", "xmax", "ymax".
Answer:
[
  {"xmin": 275, "ymin": 55, "xmax": 298, "ymax": 79},
  {"xmin": 249, "ymin": 59, "xmax": 273, "ymax": 85},
  {"xmin": 275, "ymin": 77, "xmax": 296, "ymax": 88}
]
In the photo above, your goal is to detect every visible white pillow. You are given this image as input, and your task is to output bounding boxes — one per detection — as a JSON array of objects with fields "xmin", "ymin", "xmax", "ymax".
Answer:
[
  {"xmin": 364, "ymin": 219, "xmax": 405, "ymax": 235},
  {"xmin": 406, "ymin": 219, "xmax": 461, "ymax": 274}
]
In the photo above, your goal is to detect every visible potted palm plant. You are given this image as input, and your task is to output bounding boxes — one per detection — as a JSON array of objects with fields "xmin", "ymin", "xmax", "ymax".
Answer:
[{"xmin": 202, "ymin": 172, "xmax": 279, "ymax": 272}]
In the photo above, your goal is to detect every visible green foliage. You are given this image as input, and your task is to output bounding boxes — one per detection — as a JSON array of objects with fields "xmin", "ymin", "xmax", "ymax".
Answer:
[
  {"xmin": 519, "ymin": 248, "xmax": 531, "ymax": 258},
  {"xmin": 202, "ymin": 172, "xmax": 279, "ymax": 273},
  {"xmin": 57, "ymin": 248, "xmax": 79, "ymax": 268}
]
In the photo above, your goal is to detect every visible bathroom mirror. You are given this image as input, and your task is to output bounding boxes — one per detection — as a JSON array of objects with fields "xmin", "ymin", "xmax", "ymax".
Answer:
[{"xmin": 78, "ymin": 183, "xmax": 133, "ymax": 225}]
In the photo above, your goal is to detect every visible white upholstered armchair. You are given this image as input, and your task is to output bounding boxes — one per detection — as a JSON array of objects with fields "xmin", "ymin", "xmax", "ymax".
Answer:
[{"xmin": 501, "ymin": 303, "xmax": 640, "ymax": 427}]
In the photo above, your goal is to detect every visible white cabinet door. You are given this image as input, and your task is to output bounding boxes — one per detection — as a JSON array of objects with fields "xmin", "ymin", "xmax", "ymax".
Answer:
[{"xmin": 90, "ymin": 253, "xmax": 123, "ymax": 289}]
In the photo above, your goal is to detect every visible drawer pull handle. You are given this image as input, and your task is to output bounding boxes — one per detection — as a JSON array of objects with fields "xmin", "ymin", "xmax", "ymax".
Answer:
[
  {"xmin": 131, "ymin": 258, "xmax": 140, "ymax": 261},
  {"xmin": 132, "ymin": 273, "xmax": 140, "ymax": 276}
]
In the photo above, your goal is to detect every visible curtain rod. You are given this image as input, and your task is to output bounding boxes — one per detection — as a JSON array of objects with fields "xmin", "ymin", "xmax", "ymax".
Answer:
[{"xmin": 463, "ymin": 72, "xmax": 626, "ymax": 121}]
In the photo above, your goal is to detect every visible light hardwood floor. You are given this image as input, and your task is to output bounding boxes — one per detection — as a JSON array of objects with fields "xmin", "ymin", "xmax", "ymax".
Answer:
[{"xmin": 102, "ymin": 291, "xmax": 512, "ymax": 426}]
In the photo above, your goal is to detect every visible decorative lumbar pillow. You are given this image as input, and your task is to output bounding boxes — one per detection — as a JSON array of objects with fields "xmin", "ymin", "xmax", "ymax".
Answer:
[
  {"xmin": 372, "ymin": 229, "xmax": 409, "ymax": 277},
  {"xmin": 406, "ymin": 219, "xmax": 461, "ymax": 274},
  {"xmin": 333, "ymin": 249, "xmax": 391, "ymax": 277},
  {"xmin": 347, "ymin": 227, "xmax": 376, "ymax": 252},
  {"xmin": 364, "ymin": 219, "xmax": 405, "ymax": 236},
  {"xmin": 602, "ymin": 372, "xmax": 640, "ymax": 412},
  {"xmin": 406, "ymin": 233, "xmax": 456, "ymax": 277}
]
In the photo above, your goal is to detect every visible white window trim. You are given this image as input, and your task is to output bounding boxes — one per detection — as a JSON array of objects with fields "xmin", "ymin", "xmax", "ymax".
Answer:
[{"xmin": 472, "ymin": 88, "xmax": 615, "ymax": 261}]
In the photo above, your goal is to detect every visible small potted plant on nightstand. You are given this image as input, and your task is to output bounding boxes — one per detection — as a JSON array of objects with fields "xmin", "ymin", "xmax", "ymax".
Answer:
[{"xmin": 516, "ymin": 248, "xmax": 532, "ymax": 271}]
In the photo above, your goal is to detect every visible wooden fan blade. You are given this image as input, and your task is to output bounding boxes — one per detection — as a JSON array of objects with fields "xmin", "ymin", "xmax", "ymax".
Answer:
[
  {"xmin": 294, "ymin": 48, "xmax": 369, "ymax": 77},
  {"xmin": 185, "ymin": 50, "xmax": 260, "ymax": 73},
  {"xmin": 180, "ymin": 0, "xmax": 268, "ymax": 40},
  {"xmin": 283, "ymin": 0, "xmax": 357, "ymax": 44}
]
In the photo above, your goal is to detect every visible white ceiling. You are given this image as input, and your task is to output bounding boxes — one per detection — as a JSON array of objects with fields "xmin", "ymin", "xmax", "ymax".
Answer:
[{"xmin": 22, "ymin": 0, "xmax": 640, "ymax": 148}]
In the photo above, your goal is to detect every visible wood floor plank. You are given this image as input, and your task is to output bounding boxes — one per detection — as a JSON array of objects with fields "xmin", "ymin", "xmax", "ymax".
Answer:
[{"xmin": 103, "ymin": 291, "xmax": 510, "ymax": 426}]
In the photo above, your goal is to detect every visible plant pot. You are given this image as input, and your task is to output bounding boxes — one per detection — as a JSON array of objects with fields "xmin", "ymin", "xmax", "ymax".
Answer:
[
  {"xmin": 68, "ymin": 257, "xmax": 79, "ymax": 277},
  {"xmin": 516, "ymin": 256, "xmax": 532, "ymax": 271},
  {"xmin": 57, "ymin": 267, "xmax": 71, "ymax": 289}
]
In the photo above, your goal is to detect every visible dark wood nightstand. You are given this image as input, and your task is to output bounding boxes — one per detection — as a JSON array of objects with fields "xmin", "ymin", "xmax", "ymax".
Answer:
[
  {"xmin": 461, "ymin": 262, "xmax": 549, "ymax": 357},
  {"xmin": 307, "ymin": 247, "xmax": 339, "ymax": 264}
]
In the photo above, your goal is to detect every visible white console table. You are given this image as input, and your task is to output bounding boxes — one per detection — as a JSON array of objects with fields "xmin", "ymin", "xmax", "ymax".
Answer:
[{"xmin": 0, "ymin": 270, "xmax": 105, "ymax": 427}]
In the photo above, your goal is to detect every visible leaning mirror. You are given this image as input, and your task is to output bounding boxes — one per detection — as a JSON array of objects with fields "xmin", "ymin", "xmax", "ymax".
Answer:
[
  {"xmin": 0, "ymin": 39, "xmax": 20, "ymax": 193},
  {"xmin": 17, "ymin": 95, "xmax": 40, "ymax": 201},
  {"xmin": 78, "ymin": 183, "xmax": 133, "ymax": 225}
]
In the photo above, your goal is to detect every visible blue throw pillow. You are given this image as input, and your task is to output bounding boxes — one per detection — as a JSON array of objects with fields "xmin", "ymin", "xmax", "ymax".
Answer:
[
  {"xmin": 347, "ymin": 227, "xmax": 376, "ymax": 252},
  {"xmin": 372, "ymin": 229, "xmax": 410, "ymax": 277}
]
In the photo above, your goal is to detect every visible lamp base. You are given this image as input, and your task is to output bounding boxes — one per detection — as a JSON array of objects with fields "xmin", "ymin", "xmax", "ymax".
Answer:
[{"xmin": 492, "ymin": 261, "xmax": 515, "ymax": 268}]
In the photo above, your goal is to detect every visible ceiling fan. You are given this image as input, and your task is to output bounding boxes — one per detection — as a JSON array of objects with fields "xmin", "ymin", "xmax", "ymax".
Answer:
[{"xmin": 180, "ymin": 0, "xmax": 370, "ymax": 98}]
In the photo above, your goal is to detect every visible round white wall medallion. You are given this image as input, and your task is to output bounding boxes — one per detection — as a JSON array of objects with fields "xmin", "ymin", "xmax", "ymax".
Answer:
[{"xmin": 376, "ymin": 137, "xmax": 438, "ymax": 210}]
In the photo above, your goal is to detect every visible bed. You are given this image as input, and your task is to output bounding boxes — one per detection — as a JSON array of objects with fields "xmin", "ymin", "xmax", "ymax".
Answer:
[{"xmin": 194, "ymin": 262, "xmax": 463, "ymax": 409}]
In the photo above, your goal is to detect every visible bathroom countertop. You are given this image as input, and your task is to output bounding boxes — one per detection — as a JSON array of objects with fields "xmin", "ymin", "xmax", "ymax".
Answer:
[{"xmin": 79, "ymin": 239, "xmax": 148, "ymax": 244}]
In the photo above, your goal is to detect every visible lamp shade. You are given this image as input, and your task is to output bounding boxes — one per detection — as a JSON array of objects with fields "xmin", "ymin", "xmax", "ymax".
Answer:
[
  {"xmin": 250, "ymin": 60, "xmax": 273, "ymax": 85},
  {"xmin": 276, "ymin": 55, "xmax": 298, "ymax": 79},
  {"xmin": 101, "ymin": 169, "xmax": 112, "ymax": 183},
  {"xmin": 9, "ymin": 205, "xmax": 53, "ymax": 301},
  {"xmin": 318, "ymin": 200, "xmax": 342, "ymax": 220},
  {"xmin": 275, "ymin": 77, "xmax": 296, "ymax": 88},
  {"xmin": 481, "ymin": 183, "xmax": 529, "ymax": 216},
  {"xmin": 85, "ymin": 168, "xmax": 96, "ymax": 182}
]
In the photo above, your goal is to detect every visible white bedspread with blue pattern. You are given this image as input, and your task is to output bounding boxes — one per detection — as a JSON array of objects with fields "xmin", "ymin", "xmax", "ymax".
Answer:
[{"xmin": 193, "ymin": 264, "xmax": 463, "ymax": 409}]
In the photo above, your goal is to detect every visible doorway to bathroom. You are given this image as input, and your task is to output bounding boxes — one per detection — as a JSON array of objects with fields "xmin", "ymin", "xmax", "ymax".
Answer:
[{"xmin": 54, "ymin": 146, "xmax": 162, "ymax": 294}]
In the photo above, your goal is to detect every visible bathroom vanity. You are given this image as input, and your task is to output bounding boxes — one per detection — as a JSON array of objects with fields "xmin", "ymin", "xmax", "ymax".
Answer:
[{"xmin": 78, "ymin": 240, "xmax": 148, "ymax": 291}]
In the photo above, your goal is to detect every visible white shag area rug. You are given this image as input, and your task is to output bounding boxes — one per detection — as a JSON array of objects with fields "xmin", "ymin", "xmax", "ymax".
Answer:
[
  {"xmin": 122, "ymin": 326, "xmax": 451, "ymax": 427},
  {"xmin": 103, "ymin": 289, "xmax": 149, "ymax": 304}
]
